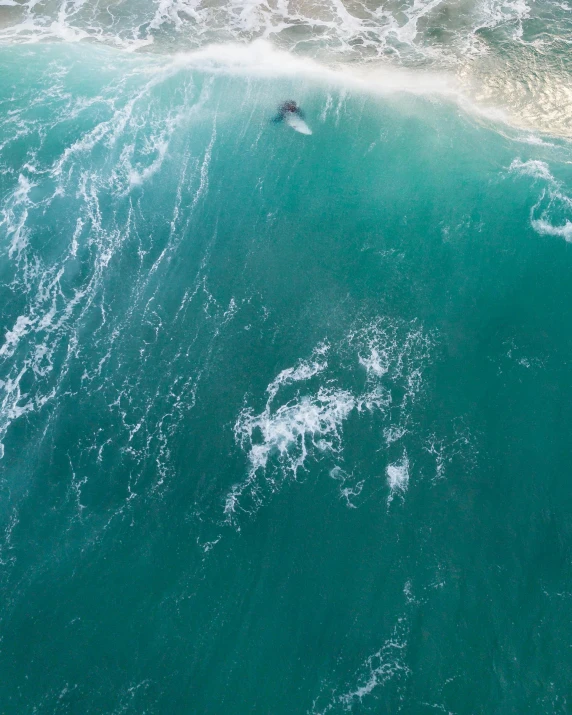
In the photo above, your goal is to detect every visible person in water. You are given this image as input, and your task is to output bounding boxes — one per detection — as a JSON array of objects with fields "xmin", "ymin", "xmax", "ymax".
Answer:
[{"xmin": 272, "ymin": 100, "xmax": 304, "ymax": 123}]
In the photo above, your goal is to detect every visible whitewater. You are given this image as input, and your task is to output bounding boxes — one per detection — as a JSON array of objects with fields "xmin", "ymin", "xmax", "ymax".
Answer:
[{"xmin": 1, "ymin": 1, "xmax": 572, "ymax": 713}]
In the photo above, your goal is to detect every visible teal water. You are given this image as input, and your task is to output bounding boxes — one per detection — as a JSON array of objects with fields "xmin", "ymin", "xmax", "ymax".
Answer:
[{"xmin": 1, "ymin": 27, "xmax": 572, "ymax": 714}]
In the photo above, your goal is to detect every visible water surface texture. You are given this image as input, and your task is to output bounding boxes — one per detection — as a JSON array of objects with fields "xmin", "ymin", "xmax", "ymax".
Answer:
[{"xmin": 1, "ymin": 1, "xmax": 572, "ymax": 713}]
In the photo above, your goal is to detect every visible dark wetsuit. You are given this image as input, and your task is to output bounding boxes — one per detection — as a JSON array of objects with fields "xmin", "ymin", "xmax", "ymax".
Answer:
[{"xmin": 272, "ymin": 101, "xmax": 305, "ymax": 123}]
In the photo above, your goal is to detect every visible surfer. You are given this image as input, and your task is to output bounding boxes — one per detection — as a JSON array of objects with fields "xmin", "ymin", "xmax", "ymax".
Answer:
[{"xmin": 272, "ymin": 100, "xmax": 304, "ymax": 123}]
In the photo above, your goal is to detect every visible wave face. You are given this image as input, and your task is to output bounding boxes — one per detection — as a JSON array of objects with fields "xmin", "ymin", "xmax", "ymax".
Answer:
[{"xmin": 1, "ymin": 8, "xmax": 572, "ymax": 715}]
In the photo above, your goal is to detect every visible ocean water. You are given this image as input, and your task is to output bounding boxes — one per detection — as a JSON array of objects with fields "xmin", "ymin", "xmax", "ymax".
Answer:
[{"xmin": 1, "ymin": 2, "xmax": 572, "ymax": 713}]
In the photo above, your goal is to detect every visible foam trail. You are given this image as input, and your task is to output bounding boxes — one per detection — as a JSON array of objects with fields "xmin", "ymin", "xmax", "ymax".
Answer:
[
  {"xmin": 509, "ymin": 158, "xmax": 572, "ymax": 242},
  {"xmin": 386, "ymin": 452, "xmax": 410, "ymax": 505},
  {"xmin": 312, "ymin": 617, "xmax": 410, "ymax": 714}
]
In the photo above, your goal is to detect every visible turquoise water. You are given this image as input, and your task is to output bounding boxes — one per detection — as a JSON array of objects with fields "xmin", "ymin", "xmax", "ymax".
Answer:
[{"xmin": 1, "ymin": 6, "xmax": 572, "ymax": 712}]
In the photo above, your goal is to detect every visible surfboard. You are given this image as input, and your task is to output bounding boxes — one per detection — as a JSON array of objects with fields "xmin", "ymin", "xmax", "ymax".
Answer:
[{"xmin": 285, "ymin": 113, "xmax": 312, "ymax": 135}]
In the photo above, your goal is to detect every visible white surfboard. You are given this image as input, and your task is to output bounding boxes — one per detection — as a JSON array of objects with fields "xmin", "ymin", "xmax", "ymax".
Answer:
[{"xmin": 285, "ymin": 113, "xmax": 312, "ymax": 135}]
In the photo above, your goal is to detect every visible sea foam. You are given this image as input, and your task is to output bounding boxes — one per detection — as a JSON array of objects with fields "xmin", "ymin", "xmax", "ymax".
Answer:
[
  {"xmin": 226, "ymin": 319, "xmax": 434, "ymax": 526},
  {"xmin": 510, "ymin": 158, "xmax": 572, "ymax": 242}
]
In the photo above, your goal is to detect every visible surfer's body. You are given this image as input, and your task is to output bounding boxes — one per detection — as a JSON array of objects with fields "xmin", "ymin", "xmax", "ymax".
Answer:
[
  {"xmin": 272, "ymin": 100, "xmax": 312, "ymax": 134},
  {"xmin": 272, "ymin": 100, "xmax": 304, "ymax": 123}
]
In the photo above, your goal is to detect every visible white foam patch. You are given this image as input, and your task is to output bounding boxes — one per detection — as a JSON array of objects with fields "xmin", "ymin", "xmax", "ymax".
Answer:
[
  {"xmin": 386, "ymin": 452, "xmax": 410, "ymax": 505},
  {"xmin": 227, "ymin": 347, "xmax": 347, "ymax": 518},
  {"xmin": 0, "ymin": 174, "xmax": 35, "ymax": 260},
  {"xmin": 329, "ymin": 466, "xmax": 364, "ymax": 509},
  {"xmin": 171, "ymin": 40, "xmax": 458, "ymax": 98},
  {"xmin": 0, "ymin": 0, "xmax": 541, "ymax": 71},
  {"xmin": 237, "ymin": 388, "xmax": 354, "ymax": 471},
  {"xmin": 339, "ymin": 633, "xmax": 409, "ymax": 707},
  {"xmin": 509, "ymin": 159, "xmax": 555, "ymax": 182},
  {"xmin": 358, "ymin": 346, "xmax": 389, "ymax": 377},
  {"xmin": 509, "ymin": 158, "xmax": 572, "ymax": 242},
  {"xmin": 227, "ymin": 320, "xmax": 434, "ymax": 525},
  {"xmin": 0, "ymin": 316, "xmax": 34, "ymax": 358},
  {"xmin": 530, "ymin": 218, "xmax": 572, "ymax": 242},
  {"xmin": 312, "ymin": 617, "xmax": 410, "ymax": 714}
]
